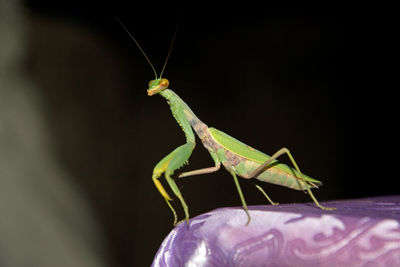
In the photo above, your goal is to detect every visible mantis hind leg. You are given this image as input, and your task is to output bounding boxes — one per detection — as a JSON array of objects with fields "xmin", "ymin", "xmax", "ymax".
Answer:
[
  {"xmin": 254, "ymin": 184, "xmax": 279, "ymax": 205},
  {"xmin": 152, "ymin": 142, "xmax": 195, "ymax": 225},
  {"xmin": 249, "ymin": 147, "xmax": 335, "ymax": 211}
]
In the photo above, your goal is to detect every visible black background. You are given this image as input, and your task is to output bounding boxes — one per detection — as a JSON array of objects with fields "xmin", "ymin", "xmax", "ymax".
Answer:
[{"xmin": 23, "ymin": 1, "xmax": 397, "ymax": 266}]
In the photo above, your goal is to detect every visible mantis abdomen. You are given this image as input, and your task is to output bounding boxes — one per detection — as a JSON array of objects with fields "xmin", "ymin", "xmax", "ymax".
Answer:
[
  {"xmin": 207, "ymin": 127, "xmax": 321, "ymax": 191},
  {"xmin": 234, "ymin": 159, "xmax": 319, "ymax": 190}
]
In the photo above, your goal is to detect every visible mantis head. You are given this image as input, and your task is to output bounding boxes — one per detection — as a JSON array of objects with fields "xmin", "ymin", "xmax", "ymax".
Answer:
[
  {"xmin": 115, "ymin": 18, "xmax": 176, "ymax": 97},
  {"xmin": 147, "ymin": 78, "xmax": 170, "ymax": 96}
]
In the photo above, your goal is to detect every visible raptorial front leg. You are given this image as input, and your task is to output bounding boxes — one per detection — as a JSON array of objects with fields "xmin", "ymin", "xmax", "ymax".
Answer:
[
  {"xmin": 152, "ymin": 142, "xmax": 195, "ymax": 225},
  {"xmin": 248, "ymin": 147, "xmax": 335, "ymax": 211}
]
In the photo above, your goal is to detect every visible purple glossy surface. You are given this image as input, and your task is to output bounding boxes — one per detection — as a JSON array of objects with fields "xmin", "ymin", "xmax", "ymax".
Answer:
[{"xmin": 152, "ymin": 196, "xmax": 400, "ymax": 266}]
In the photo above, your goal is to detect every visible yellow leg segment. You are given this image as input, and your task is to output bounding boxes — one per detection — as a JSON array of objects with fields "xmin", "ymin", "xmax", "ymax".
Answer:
[
  {"xmin": 152, "ymin": 142, "xmax": 195, "ymax": 225},
  {"xmin": 153, "ymin": 178, "xmax": 172, "ymax": 201}
]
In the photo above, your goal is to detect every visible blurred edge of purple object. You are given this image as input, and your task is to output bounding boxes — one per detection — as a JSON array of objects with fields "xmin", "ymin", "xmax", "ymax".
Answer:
[{"xmin": 152, "ymin": 196, "xmax": 400, "ymax": 266}]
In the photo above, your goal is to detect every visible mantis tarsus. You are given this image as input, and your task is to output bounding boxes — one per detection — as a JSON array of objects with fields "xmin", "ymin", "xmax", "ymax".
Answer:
[{"xmin": 118, "ymin": 20, "xmax": 335, "ymax": 226}]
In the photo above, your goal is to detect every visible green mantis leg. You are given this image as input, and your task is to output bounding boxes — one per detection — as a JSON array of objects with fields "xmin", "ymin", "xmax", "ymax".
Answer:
[
  {"xmin": 248, "ymin": 147, "xmax": 335, "ymax": 211},
  {"xmin": 230, "ymin": 171, "xmax": 251, "ymax": 225},
  {"xmin": 254, "ymin": 184, "xmax": 279, "ymax": 205},
  {"xmin": 177, "ymin": 164, "xmax": 220, "ymax": 178},
  {"xmin": 152, "ymin": 142, "xmax": 195, "ymax": 225},
  {"xmin": 164, "ymin": 173, "xmax": 189, "ymax": 225},
  {"xmin": 178, "ymin": 152, "xmax": 221, "ymax": 178}
]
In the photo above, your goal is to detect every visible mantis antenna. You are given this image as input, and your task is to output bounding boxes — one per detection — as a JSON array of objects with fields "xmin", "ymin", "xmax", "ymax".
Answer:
[
  {"xmin": 115, "ymin": 17, "xmax": 158, "ymax": 78},
  {"xmin": 115, "ymin": 17, "xmax": 178, "ymax": 79},
  {"xmin": 159, "ymin": 24, "xmax": 178, "ymax": 78}
]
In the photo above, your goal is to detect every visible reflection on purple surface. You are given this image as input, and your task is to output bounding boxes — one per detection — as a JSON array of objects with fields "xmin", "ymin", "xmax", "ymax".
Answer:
[{"xmin": 152, "ymin": 196, "xmax": 400, "ymax": 266}]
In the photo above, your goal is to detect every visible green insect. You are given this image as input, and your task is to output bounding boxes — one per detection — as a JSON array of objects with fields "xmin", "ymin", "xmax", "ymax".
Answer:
[{"xmin": 118, "ymin": 20, "xmax": 335, "ymax": 226}]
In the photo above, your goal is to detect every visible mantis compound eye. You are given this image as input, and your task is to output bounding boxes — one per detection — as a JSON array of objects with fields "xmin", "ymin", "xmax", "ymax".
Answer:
[
  {"xmin": 148, "ymin": 79, "xmax": 156, "ymax": 88},
  {"xmin": 159, "ymin": 78, "xmax": 169, "ymax": 89}
]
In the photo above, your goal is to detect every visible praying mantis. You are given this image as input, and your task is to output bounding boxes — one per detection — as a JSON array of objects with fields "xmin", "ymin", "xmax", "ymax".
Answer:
[{"xmin": 118, "ymin": 20, "xmax": 335, "ymax": 226}]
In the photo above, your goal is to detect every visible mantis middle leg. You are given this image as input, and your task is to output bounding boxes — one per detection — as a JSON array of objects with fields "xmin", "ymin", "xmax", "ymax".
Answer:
[
  {"xmin": 230, "ymin": 171, "xmax": 251, "ymax": 225},
  {"xmin": 178, "ymin": 151, "xmax": 221, "ymax": 178}
]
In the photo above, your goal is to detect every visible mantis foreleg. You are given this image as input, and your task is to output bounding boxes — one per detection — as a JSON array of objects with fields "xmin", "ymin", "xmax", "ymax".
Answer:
[
  {"xmin": 152, "ymin": 142, "xmax": 195, "ymax": 225},
  {"xmin": 248, "ymin": 147, "xmax": 335, "ymax": 210}
]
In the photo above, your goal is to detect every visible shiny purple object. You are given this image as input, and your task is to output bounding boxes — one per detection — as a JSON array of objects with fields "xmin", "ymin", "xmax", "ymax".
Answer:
[{"xmin": 152, "ymin": 196, "xmax": 400, "ymax": 266}]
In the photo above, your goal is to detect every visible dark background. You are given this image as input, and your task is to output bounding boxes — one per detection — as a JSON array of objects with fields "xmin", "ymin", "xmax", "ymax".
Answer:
[{"xmin": 22, "ymin": 1, "xmax": 397, "ymax": 266}]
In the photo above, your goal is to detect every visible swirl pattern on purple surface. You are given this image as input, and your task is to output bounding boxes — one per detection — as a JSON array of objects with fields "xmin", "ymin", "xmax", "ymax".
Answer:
[{"xmin": 152, "ymin": 196, "xmax": 400, "ymax": 266}]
